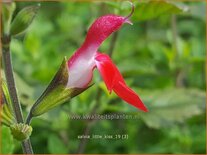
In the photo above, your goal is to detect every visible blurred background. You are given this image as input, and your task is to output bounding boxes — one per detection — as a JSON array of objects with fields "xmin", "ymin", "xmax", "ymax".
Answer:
[{"xmin": 2, "ymin": 1, "xmax": 206, "ymax": 154}]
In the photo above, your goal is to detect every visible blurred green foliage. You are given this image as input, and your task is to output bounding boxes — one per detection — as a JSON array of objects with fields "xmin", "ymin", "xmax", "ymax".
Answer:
[{"xmin": 1, "ymin": 1, "xmax": 206, "ymax": 154}]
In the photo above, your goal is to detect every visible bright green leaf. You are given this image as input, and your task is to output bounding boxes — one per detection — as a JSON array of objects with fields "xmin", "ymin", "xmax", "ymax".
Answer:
[
  {"xmin": 139, "ymin": 88, "xmax": 205, "ymax": 129},
  {"xmin": 132, "ymin": 0, "xmax": 188, "ymax": 22},
  {"xmin": 1, "ymin": 126, "xmax": 15, "ymax": 154}
]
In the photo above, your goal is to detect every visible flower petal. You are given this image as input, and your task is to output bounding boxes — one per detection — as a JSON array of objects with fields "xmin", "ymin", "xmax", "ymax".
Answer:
[
  {"xmin": 95, "ymin": 52, "xmax": 124, "ymax": 92},
  {"xmin": 67, "ymin": 15, "xmax": 129, "ymax": 88},
  {"xmin": 113, "ymin": 81, "xmax": 148, "ymax": 112},
  {"xmin": 95, "ymin": 53, "xmax": 116, "ymax": 92},
  {"xmin": 82, "ymin": 15, "xmax": 126, "ymax": 56},
  {"xmin": 95, "ymin": 52, "xmax": 148, "ymax": 112}
]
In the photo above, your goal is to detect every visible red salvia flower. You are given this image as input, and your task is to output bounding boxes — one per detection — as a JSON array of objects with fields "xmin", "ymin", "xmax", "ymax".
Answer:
[{"xmin": 67, "ymin": 5, "xmax": 148, "ymax": 112}]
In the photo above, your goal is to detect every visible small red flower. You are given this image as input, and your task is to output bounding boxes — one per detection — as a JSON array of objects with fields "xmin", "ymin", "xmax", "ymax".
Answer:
[{"xmin": 67, "ymin": 6, "xmax": 148, "ymax": 112}]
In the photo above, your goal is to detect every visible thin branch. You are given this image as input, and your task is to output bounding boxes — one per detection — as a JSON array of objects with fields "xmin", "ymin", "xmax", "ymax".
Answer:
[
  {"xmin": 22, "ymin": 139, "xmax": 34, "ymax": 154},
  {"xmin": 171, "ymin": 15, "xmax": 185, "ymax": 88},
  {"xmin": 2, "ymin": 35, "xmax": 34, "ymax": 154},
  {"xmin": 2, "ymin": 37, "xmax": 23, "ymax": 123},
  {"xmin": 108, "ymin": 32, "xmax": 119, "ymax": 57},
  {"xmin": 171, "ymin": 15, "xmax": 178, "ymax": 60}
]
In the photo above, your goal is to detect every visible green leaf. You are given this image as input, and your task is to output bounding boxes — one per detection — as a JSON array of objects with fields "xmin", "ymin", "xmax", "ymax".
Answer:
[
  {"xmin": 132, "ymin": 0, "xmax": 188, "ymax": 22},
  {"xmin": 1, "ymin": 126, "xmax": 15, "ymax": 154},
  {"xmin": 118, "ymin": 59, "xmax": 157, "ymax": 76},
  {"xmin": 48, "ymin": 134, "xmax": 68, "ymax": 154},
  {"xmin": 139, "ymin": 88, "xmax": 205, "ymax": 129},
  {"xmin": 189, "ymin": 2, "xmax": 206, "ymax": 21},
  {"xmin": 1, "ymin": 104, "xmax": 15, "ymax": 127},
  {"xmin": 14, "ymin": 72, "xmax": 35, "ymax": 106},
  {"xmin": 10, "ymin": 4, "xmax": 40, "ymax": 36},
  {"xmin": 2, "ymin": 80, "xmax": 12, "ymax": 110},
  {"xmin": 1, "ymin": 80, "xmax": 15, "ymax": 126}
]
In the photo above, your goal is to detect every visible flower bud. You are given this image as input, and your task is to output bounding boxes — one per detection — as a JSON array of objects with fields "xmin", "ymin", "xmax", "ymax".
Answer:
[
  {"xmin": 10, "ymin": 123, "xmax": 32, "ymax": 141},
  {"xmin": 10, "ymin": 4, "xmax": 40, "ymax": 36},
  {"xmin": 29, "ymin": 57, "xmax": 92, "ymax": 119},
  {"xmin": 2, "ymin": 2, "xmax": 16, "ymax": 35}
]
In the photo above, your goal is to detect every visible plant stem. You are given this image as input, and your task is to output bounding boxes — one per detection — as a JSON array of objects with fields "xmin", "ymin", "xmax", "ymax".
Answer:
[
  {"xmin": 2, "ymin": 37, "xmax": 23, "ymax": 123},
  {"xmin": 171, "ymin": 15, "xmax": 178, "ymax": 61},
  {"xmin": 2, "ymin": 35, "xmax": 34, "ymax": 154},
  {"xmin": 108, "ymin": 32, "xmax": 119, "ymax": 57},
  {"xmin": 26, "ymin": 111, "xmax": 32, "ymax": 125},
  {"xmin": 22, "ymin": 139, "xmax": 34, "ymax": 154},
  {"xmin": 171, "ymin": 15, "xmax": 185, "ymax": 88}
]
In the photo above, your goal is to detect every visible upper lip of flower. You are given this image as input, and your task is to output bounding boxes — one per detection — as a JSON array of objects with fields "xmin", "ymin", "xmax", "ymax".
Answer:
[{"xmin": 66, "ymin": 10, "xmax": 148, "ymax": 112}]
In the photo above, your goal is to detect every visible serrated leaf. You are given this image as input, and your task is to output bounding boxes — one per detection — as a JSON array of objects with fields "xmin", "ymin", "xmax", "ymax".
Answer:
[
  {"xmin": 139, "ymin": 88, "xmax": 205, "ymax": 129},
  {"xmin": 132, "ymin": 0, "xmax": 188, "ymax": 22},
  {"xmin": 10, "ymin": 4, "xmax": 40, "ymax": 36}
]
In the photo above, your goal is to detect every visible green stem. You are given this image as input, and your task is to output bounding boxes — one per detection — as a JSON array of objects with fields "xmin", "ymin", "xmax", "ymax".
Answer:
[
  {"xmin": 108, "ymin": 32, "xmax": 119, "ymax": 57},
  {"xmin": 2, "ymin": 35, "xmax": 34, "ymax": 154},
  {"xmin": 171, "ymin": 15, "xmax": 185, "ymax": 88},
  {"xmin": 22, "ymin": 139, "xmax": 34, "ymax": 154},
  {"xmin": 26, "ymin": 111, "xmax": 32, "ymax": 125}
]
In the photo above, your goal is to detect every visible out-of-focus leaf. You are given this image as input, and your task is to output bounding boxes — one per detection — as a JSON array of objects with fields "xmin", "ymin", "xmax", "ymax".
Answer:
[
  {"xmin": 132, "ymin": 0, "xmax": 188, "ymax": 22},
  {"xmin": 190, "ymin": 57, "xmax": 206, "ymax": 63},
  {"xmin": 118, "ymin": 59, "xmax": 157, "ymax": 76},
  {"xmin": 98, "ymin": 81, "xmax": 116, "ymax": 98},
  {"xmin": 2, "ymin": 71, "xmax": 35, "ymax": 106},
  {"xmin": 1, "ymin": 126, "xmax": 15, "ymax": 154},
  {"xmin": 139, "ymin": 88, "xmax": 205, "ymax": 129},
  {"xmin": 10, "ymin": 4, "xmax": 40, "ymax": 36},
  {"xmin": 51, "ymin": 112, "xmax": 69, "ymax": 130},
  {"xmin": 104, "ymin": 1, "xmax": 120, "ymax": 9},
  {"xmin": 189, "ymin": 3, "xmax": 206, "ymax": 21},
  {"xmin": 48, "ymin": 134, "xmax": 68, "ymax": 154},
  {"xmin": 14, "ymin": 72, "xmax": 35, "ymax": 106}
]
